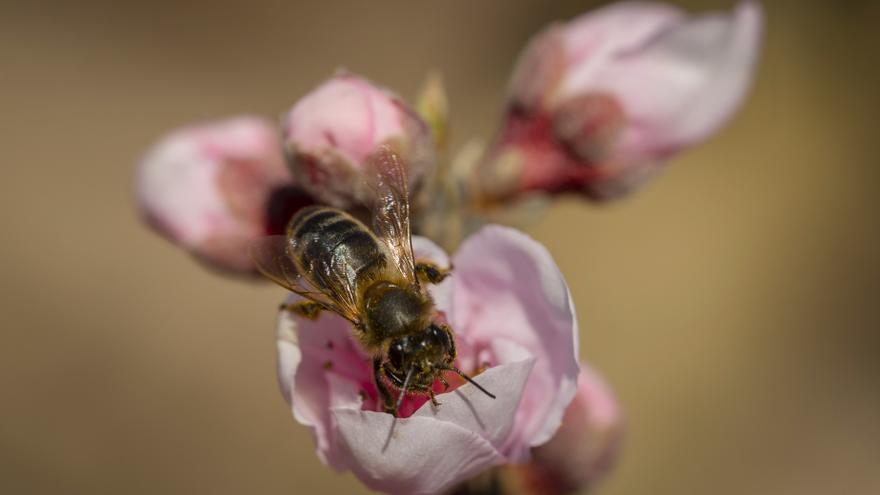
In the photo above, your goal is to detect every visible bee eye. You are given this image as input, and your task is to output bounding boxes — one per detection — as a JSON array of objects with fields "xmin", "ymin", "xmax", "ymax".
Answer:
[
  {"xmin": 428, "ymin": 324, "xmax": 449, "ymax": 347},
  {"xmin": 388, "ymin": 341, "xmax": 405, "ymax": 370}
]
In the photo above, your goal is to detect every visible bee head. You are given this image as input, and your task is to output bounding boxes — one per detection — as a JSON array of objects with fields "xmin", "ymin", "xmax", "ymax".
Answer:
[
  {"xmin": 385, "ymin": 323, "xmax": 454, "ymax": 386},
  {"xmin": 383, "ymin": 323, "xmax": 496, "ymax": 412}
]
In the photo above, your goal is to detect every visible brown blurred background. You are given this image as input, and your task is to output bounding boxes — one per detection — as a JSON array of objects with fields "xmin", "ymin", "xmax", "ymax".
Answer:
[{"xmin": 2, "ymin": 0, "xmax": 878, "ymax": 493}]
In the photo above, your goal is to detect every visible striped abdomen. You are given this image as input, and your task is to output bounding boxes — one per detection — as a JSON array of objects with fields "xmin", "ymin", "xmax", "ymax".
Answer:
[{"xmin": 287, "ymin": 206, "xmax": 386, "ymax": 294}]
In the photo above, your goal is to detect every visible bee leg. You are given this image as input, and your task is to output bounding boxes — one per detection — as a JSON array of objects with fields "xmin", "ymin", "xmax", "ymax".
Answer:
[
  {"xmin": 439, "ymin": 375, "xmax": 450, "ymax": 391},
  {"xmin": 279, "ymin": 301, "xmax": 323, "ymax": 320},
  {"xmin": 373, "ymin": 358, "xmax": 397, "ymax": 416},
  {"xmin": 415, "ymin": 261, "xmax": 452, "ymax": 284},
  {"xmin": 428, "ymin": 390, "xmax": 441, "ymax": 408}
]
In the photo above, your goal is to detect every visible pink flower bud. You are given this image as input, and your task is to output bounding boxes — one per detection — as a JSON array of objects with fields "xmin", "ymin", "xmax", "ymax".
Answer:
[
  {"xmin": 283, "ymin": 73, "xmax": 434, "ymax": 208},
  {"xmin": 489, "ymin": 1, "xmax": 764, "ymax": 201},
  {"xmin": 136, "ymin": 117, "xmax": 311, "ymax": 273},
  {"xmin": 513, "ymin": 365, "xmax": 623, "ymax": 495}
]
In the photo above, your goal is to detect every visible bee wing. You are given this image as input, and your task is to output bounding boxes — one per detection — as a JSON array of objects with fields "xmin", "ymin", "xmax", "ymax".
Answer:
[
  {"xmin": 367, "ymin": 145, "xmax": 418, "ymax": 286},
  {"xmin": 250, "ymin": 236, "xmax": 360, "ymax": 324}
]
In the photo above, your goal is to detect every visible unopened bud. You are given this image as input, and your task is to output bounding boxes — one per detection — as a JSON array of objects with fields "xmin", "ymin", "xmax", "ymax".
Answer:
[
  {"xmin": 283, "ymin": 72, "xmax": 434, "ymax": 208},
  {"xmin": 136, "ymin": 116, "xmax": 310, "ymax": 273}
]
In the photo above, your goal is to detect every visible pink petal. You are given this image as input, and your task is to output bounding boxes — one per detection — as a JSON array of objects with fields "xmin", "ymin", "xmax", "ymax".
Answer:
[
  {"xmin": 451, "ymin": 225, "xmax": 580, "ymax": 460},
  {"xmin": 413, "ymin": 358, "xmax": 535, "ymax": 449},
  {"xmin": 276, "ymin": 296, "xmax": 370, "ymax": 469},
  {"xmin": 333, "ymin": 412, "xmax": 501, "ymax": 495},
  {"xmin": 559, "ymin": 2, "xmax": 685, "ymax": 99},
  {"xmin": 331, "ymin": 360, "xmax": 534, "ymax": 495},
  {"xmin": 506, "ymin": 24, "xmax": 567, "ymax": 111},
  {"xmin": 276, "ymin": 315, "xmax": 299, "ymax": 405},
  {"xmin": 578, "ymin": 1, "xmax": 764, "ymax": 159},
  {"xmin": 509, "ymin": 2, "xmax": 685, "ymax": 117}
]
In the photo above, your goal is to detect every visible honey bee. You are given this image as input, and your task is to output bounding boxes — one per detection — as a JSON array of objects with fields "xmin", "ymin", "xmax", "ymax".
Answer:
[{"xmin": 250, "ymin": 146, "xmax": 495, "ymax": 415}]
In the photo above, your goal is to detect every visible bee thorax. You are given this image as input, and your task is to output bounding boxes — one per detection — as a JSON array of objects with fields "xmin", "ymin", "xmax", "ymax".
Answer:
[{"xmin": 363, "ymin": 281, "xmax": 429, "ymax": 339}]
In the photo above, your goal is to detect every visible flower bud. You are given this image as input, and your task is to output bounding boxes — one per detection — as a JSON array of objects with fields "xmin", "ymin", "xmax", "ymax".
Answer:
[
  {"xmin": 136, "ymin": 116, "xmax": 311, "ymax": 273},
  {"xmin": 510, "ymin": 365, "xmax": 623, "ymax": 495},
  {"xmin": 283, "ymin": 72, "xmax": 434, "ymax": 208},
  {"xmin": 415, "ymin": 71, "xmax": 450, "ymax": 150},
  {"xmin": 484, "ymin": 1, "xmax": 764, "ymax": 202}
]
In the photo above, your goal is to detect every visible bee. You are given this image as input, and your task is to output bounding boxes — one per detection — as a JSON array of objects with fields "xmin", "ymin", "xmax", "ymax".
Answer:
[{"xmin": 250, "ymin": 146, "xmax": 495, "ymax": 415}]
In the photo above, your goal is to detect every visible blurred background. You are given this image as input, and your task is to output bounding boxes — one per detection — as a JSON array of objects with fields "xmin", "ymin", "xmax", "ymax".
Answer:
[{"xmin": 2, "ymin": 0, "xmax": 878, "ymax": 493}]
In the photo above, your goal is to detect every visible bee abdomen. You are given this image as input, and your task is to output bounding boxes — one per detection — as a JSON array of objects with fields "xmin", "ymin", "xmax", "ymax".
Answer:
[{"xmin": 288, "ymin": 206, "xmax": 386, "ymax": 289}]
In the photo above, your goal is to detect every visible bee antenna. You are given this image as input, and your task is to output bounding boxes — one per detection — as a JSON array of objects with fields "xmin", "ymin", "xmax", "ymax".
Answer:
[
  {"xmin": 445, "ymin": 366, "xmax": 496, "ymax": 399},
  {"xmin": 395, "ymin": 367, "xmax": 416, "ymax": 415}
]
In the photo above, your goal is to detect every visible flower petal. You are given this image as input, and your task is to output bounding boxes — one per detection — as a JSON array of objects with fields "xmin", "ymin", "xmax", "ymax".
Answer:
[
  {"xmin": 276, "ymin": 313, "xmax": 300, "ymax": 405},
  {"xmin": 332, "ymin": 410, "xmax": 504, "ymax": 495},
  {"xmin": 587, "ymin": 1, "xmax": 764, "ymax": 159},
  {"xmin": 414, "ymin": 358, "xmax": 536, "ymax": 449},
  {"xmin": 276, "ymin": 296, "xmax": 371, "ymax": 469},
  {"xmin": 330, "ymin": 360, "xmax": 534, "ymax": 493},
  {"xmin": 452, "ymin": 225, "xmax": 580, "ymax": 460},
  {"xmin": 556, "ymin": 1, "xmax": 686, "ymax": 105}
]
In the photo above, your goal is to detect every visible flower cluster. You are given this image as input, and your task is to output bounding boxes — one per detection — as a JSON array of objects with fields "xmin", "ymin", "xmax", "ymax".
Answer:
[{"xmin": 136, "ymin": 2, "xmax": 762, "ymax": 494}]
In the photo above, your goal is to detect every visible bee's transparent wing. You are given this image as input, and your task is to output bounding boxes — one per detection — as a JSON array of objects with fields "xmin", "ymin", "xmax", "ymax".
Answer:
[
  {"xmin": 250, "ymin": 236, "xmax": 360, "ymax": 323},
  {"xmin": 367, "ymin": 145, "xmax": 418, "ymax": 286}
]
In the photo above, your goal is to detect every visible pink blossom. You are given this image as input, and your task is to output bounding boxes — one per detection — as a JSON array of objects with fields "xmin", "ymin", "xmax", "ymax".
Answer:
[
  {"xmin": 487, "ymin": 1, "xmax": 764, "ymax": 201},
  {"xmin": 136, "ymin": 117, "xmax": 312, "ymax": 273},
  {"xmin": 276, "ymin": 226, "xmax": 580, "ymax": 494},
  {"xmin": 283, "ymin": 72, "xmax": 434, "ymax": 208},
  {"xmin": 511, "ymin": 364, "xmax": 624, "ymax": 495}
]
